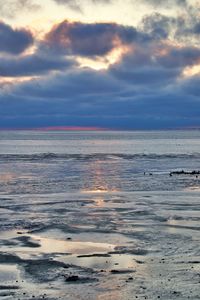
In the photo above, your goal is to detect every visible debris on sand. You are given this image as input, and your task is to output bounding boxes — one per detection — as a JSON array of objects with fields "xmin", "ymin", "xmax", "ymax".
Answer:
[
  {"xmin": 170, "ymin": 170, "xmax": 200, "ymax": 176},
  {"xmin": 64, "ymin": 274, "xmax": 98, "ymax": 283},
  {"xmin": 65, "ymin": 275, "xmax": 79, "ymax": 282},
  {"xmin": 0, "ymin": 285, "xmax": 19, "ymax": 290},
  {"xmin": 110, "ymin": 269, "xmax": 135, "ymax": 274}
]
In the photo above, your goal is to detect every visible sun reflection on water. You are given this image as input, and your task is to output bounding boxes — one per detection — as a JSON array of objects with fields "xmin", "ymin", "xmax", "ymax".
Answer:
[{"xmin": 81, "ymin": 158, "xmax": 120, "ymax": 207}]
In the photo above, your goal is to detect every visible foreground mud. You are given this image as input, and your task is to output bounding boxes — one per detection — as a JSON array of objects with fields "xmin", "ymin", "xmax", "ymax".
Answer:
[{"xmin": 0, "ymin": 191, "xmax": 199, "ymax": 299}]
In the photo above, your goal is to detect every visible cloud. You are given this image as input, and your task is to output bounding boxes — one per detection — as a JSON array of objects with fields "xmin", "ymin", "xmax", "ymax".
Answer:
[
  {"xmin": 165, "ymin": 4, "xmax": 200, "ymax": 41},
  {"xmin": 53, "ymin": 0, "xmax": 82, "ymax": 12},
  {"xmin": 175, "ymin": 17, "xmax": 200, "ymax": 39},
  {"xmin": 0, "ymin": 0, "xmax": 40, "ymax": 18},
  {"xmin": 1, "ymin": 69, "xmax": 199, "ymax": 129},
  {"xmin": 52, "ymin": 0, "xmax": 112, "ymax": 12},
  {"xmin": 109, "ymin": 43, "xmax": 177, "ymax": 87},
  {"xmin": 108, "ymin": 37, "xmax": 200, "ymax": 95},
  {"xmin": 182, "ymin": 75, "xmax": 200, "ymax": 97},
  {"xmin": 0, "ymin": 54, "xmax": 74, "ymax": 77},
  {"xmin": 139, "ymin": 13, "xmax": 176, "ymax": 40},
  {"xmin": 1, "ymin": 52, "xmax": 200, "ymax": 129},
  {"xmin": 157, "ymin": 46, "xmax": 200, "ymax": 69},
  {"xmin": 11, "ymin": 68, "xmax": 123, "ymax": 100},
  {"xmin": 139, "ymin": 0, "xmax": 188, "ymax": 8},
  {"xmin": 43, "ymin": 20, "xmax": 139, "ymax": 57},
  {"xmin": 0, "ymin": 21, "xmax": 33, "ymax": 55},
  {"xmin": 137, "ymin": 1, "xmax": 200, "ymax": 45},
  {"xmin": 0, "ymin": 4, "xmax": 200, "ymax": 130},
  {"xmin": 193, "ymin": 22, "xmax": 200, "ymax": 34}
]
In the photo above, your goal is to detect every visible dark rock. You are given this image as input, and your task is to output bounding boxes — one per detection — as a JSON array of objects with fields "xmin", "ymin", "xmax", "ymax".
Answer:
[
  {"xmin": 65, "ymin": 275, "xmax": 79, "ymax": 282},
  {"xmin": 64, "ymin": 275, "xmax": 97, "ymax": 283},
  {"xmin": 110, "ymin": 269, "xmax": 134, "ymax": 274},
  {"xmin": 0, "ymin": 286, "xmax": 19, "ymax": 290},
  {"xmin": 170, "ymin": 170, "xmax": 200, "ymax": 175},
  {"xmin": 77, "ymin": 253, "xmax": 111, "ymax": 258}
]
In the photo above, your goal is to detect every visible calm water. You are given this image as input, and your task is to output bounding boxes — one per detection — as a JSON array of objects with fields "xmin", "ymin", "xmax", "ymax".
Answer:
[
  {"xmin": 0, "ymin": 130, "xmax": 199, "ymax": 299},
  {"xmin": 0, "ymin": 130, "xmax": 200, "ymax": 194}
]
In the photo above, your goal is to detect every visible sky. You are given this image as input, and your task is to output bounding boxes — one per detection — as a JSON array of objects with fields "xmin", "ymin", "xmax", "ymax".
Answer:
[{"xmin": 0, "ymin": 0, "xmax": 200, "ymax": 129}]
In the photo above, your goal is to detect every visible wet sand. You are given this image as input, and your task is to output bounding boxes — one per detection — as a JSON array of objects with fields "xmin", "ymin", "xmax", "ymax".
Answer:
[{"xmin": 0, "ymin": 190, "xmax": 199, "ymax": 299}]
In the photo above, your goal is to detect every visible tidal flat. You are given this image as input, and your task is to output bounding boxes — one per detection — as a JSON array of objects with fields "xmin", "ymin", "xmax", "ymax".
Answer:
[
  {"xmin": 0, "ymin": 130, "xmax": 200, "ymax": 299},
  {"xmin": 0, "ymin": 190, "xmax": 199, "ymax": 300}
]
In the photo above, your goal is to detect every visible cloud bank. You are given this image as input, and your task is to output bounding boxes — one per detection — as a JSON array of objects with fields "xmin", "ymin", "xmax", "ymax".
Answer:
[{"xmin": 0, "ymin": 0, "xmax": 200, "ymax": 129}]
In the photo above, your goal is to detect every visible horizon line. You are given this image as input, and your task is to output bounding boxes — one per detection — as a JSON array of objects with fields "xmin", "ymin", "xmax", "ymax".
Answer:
[
  {"xmin": 0, "ymin": 126, "xmax": 110, "ymax": 131},
  {"xmin": 1, "ymin": 126, "xmax": 200, "ymax": 131}
]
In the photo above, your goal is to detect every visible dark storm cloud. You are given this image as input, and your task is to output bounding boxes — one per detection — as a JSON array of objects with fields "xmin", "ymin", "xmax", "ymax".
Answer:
[
  {"xmin": 1, "ymin": 69, "xmax": 200, "ymax": 129},
  {"xmin": 43, "ymin": 20, "xmax": 139, "ymax": 57},
  {"xmin": 0, "ymin": 54, "xmax": 73, "ymax": 77},
  {"xmin": 182, "ymin": 76, "xmax": 200, "ymax": 97},
  {"xmin": 111, "ymin": 64, "xmax": 180, "ymax": 86},
  {"xmin": 157, "ymin": 47, "xmax": 200, "ymax": 68},
  {"xmin": 1, "ymin": 34, "xmax": 200, "ymax": 130},
  {"xmin": 12, "ymin": 68, "xmax": 123, "ymax": 99},
  {"xmin": 1, "ymin": 3, "xmax": 200, "ymax": 130},
  {"xmin": 0, "ymin": 21, "xmax": 33, "ymax": 55},
  {"xmin": 110, "ymin": 37, "xmax": 200, "ymax": 87},
  {"xmin": 109, "ymin": 45, "xmax": 178, "ymax": 87},
  {"xmin": 193, "ymin": 23, "xmax": 200, "ymax": 34}
]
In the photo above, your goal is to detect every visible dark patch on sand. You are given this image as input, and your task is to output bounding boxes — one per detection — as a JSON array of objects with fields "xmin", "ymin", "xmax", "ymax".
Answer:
[
  {"xmin": 14, "ymin": 235, "xmax": 41, "ymax": 248},
  {"xmin": 110, "ymin": 269, "xmax": 135, "ymax": 274},
  {"xmin": 0, "ymin": 285, "xmax": 19, "ymax": 290},
  {"xmin": 64, "ymin": 274, "xmax": 98, "ymax": 283},
  {"xmin": 0, "ymin": 252, "xmax": 22, "ymax": 263},
  {"xmin": 110, "ymin": 246, "xmax": 148, "ymax": 256},
  {"xmin": 77, "ymin": 253, "xmax": 111, "ymax": 258},
  {"xmin": 23, "ymin": 261, "xmax": 69, "ymax": 282}
]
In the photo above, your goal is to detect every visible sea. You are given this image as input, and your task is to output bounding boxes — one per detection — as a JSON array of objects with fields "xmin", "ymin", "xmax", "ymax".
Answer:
[{"xmin": 0, "ymin": 130, "xmax": 199, "ymax": 300}]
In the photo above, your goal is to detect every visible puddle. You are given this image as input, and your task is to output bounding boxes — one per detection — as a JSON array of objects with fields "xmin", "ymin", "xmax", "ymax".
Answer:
[
  {"xmin": 58, "ymin": 253, "xmax": 138, "ymax": 271},
  {"xmin": 0, "ymin": 231, "xmax": 115, "ymax": 257},
  {"xmin": 32, "ymin": 235, "xmax": 115, "ymax": 255},
  {"xmin": 0, "ymin": 264, "xmax": 20, "ymax": 283}
]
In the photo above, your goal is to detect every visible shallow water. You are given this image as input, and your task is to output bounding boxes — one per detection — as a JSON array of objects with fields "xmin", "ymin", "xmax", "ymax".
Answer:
[{"xmin": 0, "ymin": 131, "xmax": 199, "ymax": 299}]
